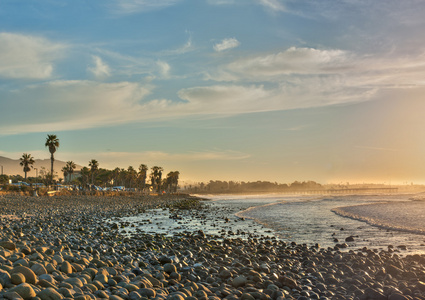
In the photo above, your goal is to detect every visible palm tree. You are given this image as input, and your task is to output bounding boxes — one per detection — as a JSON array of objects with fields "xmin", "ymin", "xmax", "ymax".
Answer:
[
  {"xmin": 79, "ymin": 166, "xmax": 90, "ymax": 189},
  {"xmin": 127, "ymin": 166, "xmax": 137, "ymax": 189},
  {"xmin": 61, "ymin": 166, "xmax": 68, "ymax": 183},
  {"xmin": 150, "ymin": 166, "xmax": 163, "ymax": 193},
  {"xmin": 19, "ymin": 153, "xmax": 35, "ymax": 180},
  {"xmin": 138, "ymin": 164, "xmax": 148, "ymax": 191},
  {"xmin": 45, "ymin": 134, "xmax": 59, "ymax": 184},
  {"xmin": 165, "ymin": 171, "xmax": 180, "ymax": 193},
  {"xmin": 111, "ymin": 167, "xmax": 121, "ymax": 186},
  {"xmin": 171, "ymin": 171, "xmax": 180, "ymax": 193},
  {"xmin": 88, "ymin": 159, "xmax": 99, "ymax": 185},
  {"xmin": 65, "ymin": 161, "xmax": 76, "ymax": 183}
]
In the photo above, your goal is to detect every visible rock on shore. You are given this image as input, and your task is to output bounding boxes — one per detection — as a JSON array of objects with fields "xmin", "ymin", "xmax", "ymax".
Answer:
[{"xmin": 1, "ymin": 193, "xmax": 425, "ymax": 300}]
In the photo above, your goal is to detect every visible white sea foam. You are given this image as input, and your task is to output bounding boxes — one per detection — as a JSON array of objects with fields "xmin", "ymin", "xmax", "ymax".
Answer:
[
  {"xmin": 333, "ymin": 200, "xmax": 425, "ymax": 236},
  {"xmin": 220, "ymin": 193, "xmax": 425, "ymax": 254},
  {"xmin": 118, "ymin": 192, "xmax": 425, "ymax": 255}
]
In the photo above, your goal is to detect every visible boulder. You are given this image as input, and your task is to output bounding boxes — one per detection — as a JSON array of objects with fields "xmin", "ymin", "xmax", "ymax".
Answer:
[
  {"xmin": 0, "ymin": 269, "xmax": 11, "ymax": 285},
  {"xmin": 9, "ymin": 283, "xmax": 36, "ymax": 300},
  {"xmin": 31, "ymin": 263, "xmax": 48, "ymax": 276},
  {"xmin": 0, "ymin": 241, "xmax": 16, "ymax": 251},
  {"xmin": 163, "ymin": 263, "xmax": 177, "ymax": 274},
  {"xmin": 38, "ymin": 287, "xmax": 64, "ymax": 300},
  {"xmin": 11, "ymin": 272, "xmax": 26, "ymax": 285},
  {"xmin": 60, "ymin": 261, "xmax": 73, "ymax": 274},
  {"xmin": 3, "ymin": 291, "xmax": 24, "ymax": 300},
  {"xmin": 232, "ymin": 275, "xmax": 247, "ymax": 288},
  {"xmin": 11, "ymin": 266, "xmax": 37, "ymax": 285}
]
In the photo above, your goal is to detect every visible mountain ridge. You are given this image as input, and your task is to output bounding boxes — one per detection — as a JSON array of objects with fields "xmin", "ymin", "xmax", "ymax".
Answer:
[{"xmin": 0, "ymin": 156, "xmax": 83, "ymax": 178}]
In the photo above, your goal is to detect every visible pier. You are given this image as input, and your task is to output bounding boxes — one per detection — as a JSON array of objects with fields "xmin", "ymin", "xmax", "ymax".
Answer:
[{"xmin": 292, "ymin": 187, "xmax": 399, "ymax": 195}]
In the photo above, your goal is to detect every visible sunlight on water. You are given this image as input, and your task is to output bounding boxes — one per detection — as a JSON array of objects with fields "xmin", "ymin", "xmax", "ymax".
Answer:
[{"xmin": 207, "ymin": 193, "xmax": 425, "ymax": 255}]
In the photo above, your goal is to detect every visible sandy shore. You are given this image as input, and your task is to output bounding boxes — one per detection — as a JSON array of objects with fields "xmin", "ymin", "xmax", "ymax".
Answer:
[{"xmin": 1, "ymin": 193, "xmax": 425, "ymax": 300}]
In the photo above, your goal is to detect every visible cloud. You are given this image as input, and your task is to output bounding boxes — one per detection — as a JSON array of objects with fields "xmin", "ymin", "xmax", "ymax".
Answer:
[
  {"xmin": 0, "ymin": 78, "xmax": 345, "ymax": 135},
  {"xmin": 156, "ymin": 60, "xmax": 171, "ymax": 77},
  {"xmin": 0, "ymin": 32, "xmax": 65, "ymax": 79},
  {"xmin": 178, "ymin": 85, "xmax": 273, "ymax": 114},
  {"xmin": 111, "ymin": 0, "xmax": 182, "ymax": 14},
  {"xmin": 3, "ymin": 43, "xmax": 425, "ymax": 136},
  {"xmin": 223, "ymin": 47, "xmax": 350, "ymax": 79},
  {"xmin": 33, "ymin": 149, "xmax": 250, "ymax": 171},
  {"xmin": 88, "ymin": 55, "xmax": 111, "ymax": 78},
  {"xmin": 206, "ymin": 0, "xmax": 238, "ymax": 5},
  {"xmin": 161, "ymin": 32, "xmax": 194, "ymax": 55},
  {"xmin": 213, "ymin": 38, "xmax": 240, "ymax": 52},
  {"xmin": 0, "ymin": 80, "xmax": 152, "ymax": 135},
  {"xmin": 98, "ymin": 149, "xmax": 250, "ymax": 162},
  {"xmin": 257, "ymin": 0, "xmax": 286, "ymax": 12},
  {"xmin": 204, "ymin": 46, "xmax": 425, "ymax": 109},
  {"xmin": 178, "ymin": 81, "xmax": 375, "ymax": 115}
]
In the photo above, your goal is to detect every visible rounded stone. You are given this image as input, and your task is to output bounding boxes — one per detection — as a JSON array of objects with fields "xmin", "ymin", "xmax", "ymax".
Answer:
[
  {"xmin": 0, "ymin": 269, "xmax": 11, "ymax": 285},
  {"xmin": 163, "ymin": 263, "xmax": 177, "ymax": 274},
  {"xmin": 139, "ymin": 288, "xmax": 156, "ymax": 298},
  {"xmin": 63, "ymin": 277, "xmax": 84, "ymax": 288},
  {"xmin": 11, "ymin": 272, "xmax": 26, "ymax": 285},
  {"xmin": 232, "ymin": 275, "xmax": 247, "ymax": 288},
  {"xmin": 241, "ymin": 293, "xmax": 255, "ymax": 300},
  {"xmin": 31, "ymin": 263, "xmax": 48, "ymax": 276},
  {"xmin": 38, "ymin": 287, "xmax": 64, "ymax": 300},
  {"xmin": 109, "ymin": 296, "xmax": 125, "ymax": 300},
  {"xmin": 11, "ymin": 266, "xmax": 37, "ymax": 285},
  {"xmin": 0, "ymin": 241, "xmax": 16, "ymax": 251},
  {"xmin": 94, "ymin": 274, "xmax": 108, "ymax": 284},
  {"xmin": 10, "ymin": 283, "xmax": 36, "ymax": 300},
  {"xmin": 60, "ymin": 261, "xmax": 73, "ymax": 274},
  {"xmin": 166, "ymin": 293, "xmax": 185, "ymax": 300}
]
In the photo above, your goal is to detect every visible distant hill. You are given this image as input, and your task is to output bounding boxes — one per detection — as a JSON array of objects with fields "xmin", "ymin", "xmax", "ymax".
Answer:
[{"xmin": 0, "ymin": 156, "xmax": 83, "ymax": 178}]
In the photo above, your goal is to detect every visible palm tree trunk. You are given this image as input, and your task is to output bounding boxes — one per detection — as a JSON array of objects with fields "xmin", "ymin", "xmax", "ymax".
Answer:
[{"xmin": 50, "ymin": 153, "xmax": 54, "ymax": 184}]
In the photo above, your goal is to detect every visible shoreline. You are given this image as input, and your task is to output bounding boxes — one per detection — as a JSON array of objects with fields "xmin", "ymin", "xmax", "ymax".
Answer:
[{"xmin": 1, "ymin": 194, "xmax": 425, "ymax": 300}]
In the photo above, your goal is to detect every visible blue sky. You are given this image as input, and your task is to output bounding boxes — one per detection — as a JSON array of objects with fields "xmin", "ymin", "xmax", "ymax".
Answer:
[{"xmin": 1, "ymin": 0, "xmax": 425, "ymax": 184}]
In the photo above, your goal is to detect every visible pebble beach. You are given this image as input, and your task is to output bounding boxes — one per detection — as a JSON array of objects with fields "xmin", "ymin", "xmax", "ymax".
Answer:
[{"xmin": 1, "ymin": 193, "xmax": 425, "ymax": 300}]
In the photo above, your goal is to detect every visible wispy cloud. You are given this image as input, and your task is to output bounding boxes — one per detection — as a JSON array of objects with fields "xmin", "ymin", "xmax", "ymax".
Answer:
[
  {"xmin": 204, "ymin": 46, "xmax": 425, "ymax": 109},
  {"xmin": 206, "ymin": 0, "xmax": 238, "ymax": 5},
  {"xmin": 257, "ymin": 0, "xmax": 286, "ymax": 12},
  {"xmin": 156, "ymin": 60, "xmax": 171, "ymax": 78},
  {"xmin": 213, "ymin": 38, "xmax": 240, "ymax": 52},
  {"xmin": 111, "ymin": 0, "xmax": 182, "ymax": 15},
  {"xmin": 355, "ymin": 145, "xmax": 399, "ymax": 152},
  {"xmin": 88, "ymin": 55, "xmax": 111, "ymax": 78},
  {"xmin": 161, "ymin": 32, "xmax": 194, "ymax": 55},
  {"xmin": 0, "ymin": 32, "xmax": 65, "ymax": 79},
  {"xmin": 0, "ymin": 80, "xmax": 152, "ymax": 135},
  {"xmin": 0, "ymin": 149, "xmax": 250, "ymax": 170},
  {"xmin": 222, "ymin": 47, "xmax": 350, "ymax": 79},
  {"xmin": 98, "ymin": 149, "xmax": 250, "ymax": 162},
  {"xmin": 48, "ymin": 149, "xmax": 250, "ymax": 169}
]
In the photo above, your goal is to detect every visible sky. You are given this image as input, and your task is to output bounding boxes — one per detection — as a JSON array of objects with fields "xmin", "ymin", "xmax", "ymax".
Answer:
[{"xmin": 1, "ymin": 0, "xmax": 425, "ymax": 185}]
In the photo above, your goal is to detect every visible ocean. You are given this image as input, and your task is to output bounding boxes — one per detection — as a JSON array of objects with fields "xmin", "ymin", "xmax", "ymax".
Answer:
[
  {"xmin": 116, "ymin": 192, "xmax": 425, "ymax": 256},
  {"xmin": 208, "ymin": 193, "xmax": 425, "ymax": 255}
]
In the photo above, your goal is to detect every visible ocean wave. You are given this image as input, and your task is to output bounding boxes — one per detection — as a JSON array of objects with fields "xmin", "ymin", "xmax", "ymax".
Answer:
[{"xmin": 332, "ymin": 202, "xmax": 425, "ymax": 236}]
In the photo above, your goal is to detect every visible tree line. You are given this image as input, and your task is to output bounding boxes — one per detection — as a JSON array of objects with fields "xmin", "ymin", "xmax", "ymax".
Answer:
[
  {"xmin": 185, "ymin": 180, "xmax": 324, "ymax": 193},
  {"xmin": 5, "ymin": 134, "xmax": 180, "ymax": 193}
]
